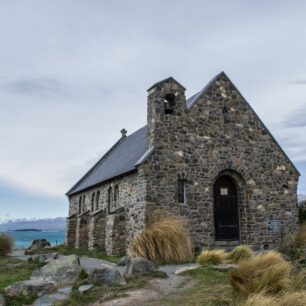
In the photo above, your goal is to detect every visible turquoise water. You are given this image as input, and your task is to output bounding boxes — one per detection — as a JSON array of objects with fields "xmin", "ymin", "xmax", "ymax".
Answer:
[{"xmin": 2, "ymin": 231, "xmax": 65, "ymax": 249}]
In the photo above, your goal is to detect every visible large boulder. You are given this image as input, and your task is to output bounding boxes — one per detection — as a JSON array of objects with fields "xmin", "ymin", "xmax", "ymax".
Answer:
[
  {"xmin": 4, "ymin": 279, "xmax": 53, "ymax": 297},
  {"xmin": 88, "ymin": 266, "xmax": 126, "ymax": 286},
  {"xmin": 25, "ymin": 239, "xmax": 51, "ymax": 255},
  {"xmin": 124, "ymin": 257, "xmax": 158, "ymax": 278},
  {"xmin": 33, "ymin": 292, "xmax": 69, "ymax": 306},
  {"xmin": 31, "ymin": 255, "xmax": 81, "ymax": 284}
]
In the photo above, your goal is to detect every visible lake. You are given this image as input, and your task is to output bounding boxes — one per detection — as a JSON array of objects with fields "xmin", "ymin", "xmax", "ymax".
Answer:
[{"xmin": 2, "ymin": 230, "xmax": 65, "ymax": 249}]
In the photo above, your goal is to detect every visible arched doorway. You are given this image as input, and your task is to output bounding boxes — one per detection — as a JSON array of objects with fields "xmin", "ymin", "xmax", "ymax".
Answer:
[{"xmin": 214, "ymin": 175, "xmax": 239, "ymax": 240}]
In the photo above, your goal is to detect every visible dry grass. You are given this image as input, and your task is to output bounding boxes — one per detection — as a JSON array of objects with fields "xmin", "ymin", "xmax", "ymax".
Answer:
[
  {"xmin": 127, "ymin": 214, "xmax": 193, "ymax": 264},
  {"xmin": 197, "ymin": 249, "xmax": 226, "ymax": 265},
  {"xmin": 226, "ymin": 245, "xmax": 254, "ymax": 263},
  {"xmin": 242, "ymin": 291, "xmax": 306, "ymax": 306},
  {"xmin": 230, "ymin": 251, "xmax": 292, "ymax": 299},
  {"xmin": 0, "ymin": 233, "xmax": 14, "ymax": 256}
]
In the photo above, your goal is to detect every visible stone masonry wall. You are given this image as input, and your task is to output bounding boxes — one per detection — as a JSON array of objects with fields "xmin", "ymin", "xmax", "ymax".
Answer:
[
  {"xmin": 144, "ymin": 74, "xmax": 299, "ymax": 251},
  {"xmin": 67, "ymin": 171, "xmax": 147, "ymax": 254}
]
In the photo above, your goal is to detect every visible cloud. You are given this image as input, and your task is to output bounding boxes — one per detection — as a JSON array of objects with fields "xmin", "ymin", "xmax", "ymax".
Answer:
[
  {"xmin": 0, "ymin": 75, "xmax": 68, "ymax": 97},
  {"xmin": 282, "ymin": 104, "xmax": 306, "ymax": 128},
  {"xmin": 288, "ymin": 79, "xmax": 306, "ymax": 85}
]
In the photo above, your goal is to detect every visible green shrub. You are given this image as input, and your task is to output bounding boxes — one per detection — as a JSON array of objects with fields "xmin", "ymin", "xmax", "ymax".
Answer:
[
  {"xmin": 230, "ymin": 251, "xmax": 291, "ymax": 299},
  {"xmin": 0, "ymin": 233, "xmax": 14, "ymax": 256},
  {"xmin": 226, "ymin": 245, "xmax": 254, "ymax": 263},
  {"xmin": 299, "ymin": 201, "xmax": 306, "ymax": 224},
  {"xmin": 128, "ymin": 214, "xmax": 193, "ymax": 264},
  {"xmin": 197, "ymin": 249, "xmax": 226, "ymax": 265}
]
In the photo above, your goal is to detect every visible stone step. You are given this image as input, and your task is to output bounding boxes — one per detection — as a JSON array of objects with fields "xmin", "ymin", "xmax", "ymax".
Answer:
[{"xmin": 213, "ymin": 240, "xmax": 240, "ymax": 251}]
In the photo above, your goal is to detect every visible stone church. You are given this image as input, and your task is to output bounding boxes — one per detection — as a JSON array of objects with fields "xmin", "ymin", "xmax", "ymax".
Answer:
[{"xmin": 66, "ymin": 72, "xmax": 300, "ymax": 255}]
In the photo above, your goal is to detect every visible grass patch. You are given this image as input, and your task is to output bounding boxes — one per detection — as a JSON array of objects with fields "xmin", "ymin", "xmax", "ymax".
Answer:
[
  {"xmin": 128, "ymin": 214, "xmax": 194, "ymax": 264},
  {"xmin": 230, "ymin": 251, "xmax": 291, "ymax": 299},
  {"xmin": 0, "ymin": 256, "xmax": 44, "ymax": 306},
  {"xmin": 226, "ymin": 245, "xmax": 254, "ymax": 263},
  {"xmin": 197, "ymin": 249, "xmax": 226, "ymax": 265},
  {"xmin": 39, "ymin": 244, "xmax": 121, "ymax": 264},
  {"xmin": 148, "ymin": 266, "xmax": 233, "ymax": 306}
]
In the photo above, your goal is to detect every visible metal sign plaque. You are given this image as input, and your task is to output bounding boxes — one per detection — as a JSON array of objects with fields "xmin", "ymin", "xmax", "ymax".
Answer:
[{"xmin": 268, "ymin": 220, "xmax": 283, "ymax": 233}]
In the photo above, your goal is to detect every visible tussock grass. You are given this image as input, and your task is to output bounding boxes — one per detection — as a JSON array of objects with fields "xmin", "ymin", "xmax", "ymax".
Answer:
[
  {"xmin": 242, "ymin": 291, "xmax": 306, "ymax": 306},
  {"xmin": 127, "ymin": 214, "xmax": 193, "ymax": 264},
  {"xmin": 0, "ymin": 233, "xmax": 14, "ymax": 256},
  {"xmin": 230, "ymin": 251, "xmax": 292, "ymax": 298},
  {"xmin": 197, "ymin": 249, "xmax": 226, "ymax": 265},
  {"xmin": 226, "ymin": 245, "xmax": 254, "ymax": 263}
]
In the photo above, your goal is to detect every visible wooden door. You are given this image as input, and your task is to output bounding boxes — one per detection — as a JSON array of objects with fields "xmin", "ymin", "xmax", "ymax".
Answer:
[{"xmin": 214, "ymin": 176, "xmax": 239, "ymax": 240}]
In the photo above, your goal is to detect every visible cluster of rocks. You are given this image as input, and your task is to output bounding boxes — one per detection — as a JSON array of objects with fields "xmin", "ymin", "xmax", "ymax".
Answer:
[
  {"xmin": 25, "ymin": 239, "xmax": 51, "ymax": 255},
  {"xmin": 4, "ymin": 246, "xmax": 159, "ymax": 306}
]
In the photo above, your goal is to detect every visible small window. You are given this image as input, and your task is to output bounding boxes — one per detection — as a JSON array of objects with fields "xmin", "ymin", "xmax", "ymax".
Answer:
[
  {"xmin": 91, "ymin": 193, "xmax": 95, "ymax": 212},
  {"xmin": 164, "ymin": 93, "xmax": 175, "ymax": 115},
  {"xmin": 82, "ymin": 195, "xmax": 86, "ymax": 212},
  {"xmin": 96, "ymin": 191, "xmax": 100, "ymax": 211},
  {"xmin": 78, "ymin": 196, "xmax": 82, "ymax": 214},
  {"xmin": 178, "ymin": 179, "xmax": 186, "ymax": 204},
  {"xmin": 108, "ymin": 187, "xmax": 113, "ymax": 213},
  {"xmin": 114, "ymin": 185, "xmax": 119, "ymax": 208}
]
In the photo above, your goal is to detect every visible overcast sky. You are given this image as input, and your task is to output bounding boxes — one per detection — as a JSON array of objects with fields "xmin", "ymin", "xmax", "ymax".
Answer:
[{"xmin": 0, "ymin": 0, "xmax": 305, "ymax": 221}]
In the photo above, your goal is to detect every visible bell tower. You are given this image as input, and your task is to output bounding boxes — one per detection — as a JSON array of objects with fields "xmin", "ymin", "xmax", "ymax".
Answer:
[{"xmin": 146, "ymin": 77, "xmax": 186, "ymax": 147}]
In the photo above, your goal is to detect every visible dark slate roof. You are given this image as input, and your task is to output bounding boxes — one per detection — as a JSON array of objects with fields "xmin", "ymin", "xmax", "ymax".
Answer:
[
  {"xmin": 66, "ymin": 126, "xmax": 149, "ymax": 195},
  {"xmin": 147, "ymin": 76, "xmax": 186, "ymax": 91}
]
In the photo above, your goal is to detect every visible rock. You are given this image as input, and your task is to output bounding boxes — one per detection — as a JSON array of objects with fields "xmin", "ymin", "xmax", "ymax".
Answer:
[
  {"xmin": 57, "ymin": 286, "xmax": 72, "ymax": 295},
  {"xmin": 78, "ymin": 284, "xmax": 94, "ymax": 294},
  {"xmin": 33, "ymin": 292, "xmax": 69, "ymax": 306},
  {"xmin": 27, "ymin": 253, "xmax": 58, "ymax": 263},
  {"xmin": 25, "ymin": 239, "xmax": 51, "ymax": 255},
  {"xmin": 0, "ymin": 294, "xmax": 5, "ymax": 306},
  {"xmin": 212, "ymin": 263, "xmax": 238, "ymax": 271},
  {"xmin": 4, "ymin": 279, "xmax": 53, "ymax": 297},
  {"xmin": 117, "ymin": 255, "xmax": 131, "ymax": 266},
  {"xmin": 88, "ymin": 266, "xmax": 126, "ymax": 286},
  {"xmin": 174, "ymin": 265, "xmax": 199, "ymax": 275},
  {"xmin": 124, "ymin": 257, "xmax": 158, "ymax": 278},
  {"xmin": 31, "ymin": 255, "xmax": 81, "ymax": 284}
]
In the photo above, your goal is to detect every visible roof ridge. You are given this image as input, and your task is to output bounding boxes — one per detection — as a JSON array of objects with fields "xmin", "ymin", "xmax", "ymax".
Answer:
[{"xmin": 186, "ymin": 71, "xmax": 224, "ymax": 108}]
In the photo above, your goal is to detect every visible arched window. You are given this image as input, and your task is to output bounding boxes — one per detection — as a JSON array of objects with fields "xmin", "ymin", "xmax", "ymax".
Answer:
[
  {"xmin": 78, "ymin": 196, "xmax": 82, "ymax": 214},
  {"xmin": 96, "ymin": 191, "xmax": 100, "ymax": 211},
  {"xmin": 114, "ymin": 185, "xmax": 119, "ymax": 208},
  {"xmin": 108, "ymin": 187, "xmax": 113, "ymax": 213},
  {"xmin": 82, "ymin": 195, "xmax": 86, "ymax": 212},
  {"xmin": 164, "ymin": 93, "xmax": 175, "ymax": 115},
  {"xmin": 91, "ymin": 192, "xmax": 95, "ymax": 212}
]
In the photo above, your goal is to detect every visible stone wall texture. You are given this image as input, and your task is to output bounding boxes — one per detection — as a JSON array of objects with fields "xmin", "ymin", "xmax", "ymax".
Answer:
[{"xmin": 66, "ymin": 73, "xmax": 299, "ymax": 254}]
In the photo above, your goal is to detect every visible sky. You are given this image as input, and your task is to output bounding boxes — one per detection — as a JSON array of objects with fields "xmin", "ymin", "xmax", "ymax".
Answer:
[{"xmin": 0, "ymin": 0, "xmax": 305, "ymax": 221}]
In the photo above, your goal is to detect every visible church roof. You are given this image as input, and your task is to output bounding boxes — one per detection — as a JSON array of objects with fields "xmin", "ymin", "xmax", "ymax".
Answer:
[{"xmin": 66, "ymin": 126, "xmax": 149, "ymax": 195}]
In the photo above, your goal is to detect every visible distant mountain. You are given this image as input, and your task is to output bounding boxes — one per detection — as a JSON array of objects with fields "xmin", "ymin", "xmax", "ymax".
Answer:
[{"xmin": 0, "ymin": 217, "xmax": 66, "ymax": 231}]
